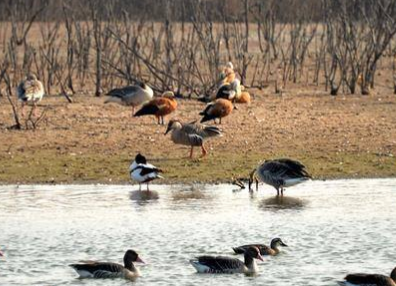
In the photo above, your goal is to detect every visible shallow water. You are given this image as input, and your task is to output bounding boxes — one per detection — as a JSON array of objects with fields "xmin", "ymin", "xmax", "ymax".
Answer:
[{"xmin": 0, "ymin": 179, "xmax": 395, "ymax": 285}]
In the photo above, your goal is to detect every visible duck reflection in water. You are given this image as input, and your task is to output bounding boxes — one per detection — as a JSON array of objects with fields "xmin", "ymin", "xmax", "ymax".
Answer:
[
  {"xmin": 129, "ymin": 190, "xmax": 159, "ymax": 205},
  {"xmin": 258, "ymin": 195, "xmax": 307, "ymax": 210}
]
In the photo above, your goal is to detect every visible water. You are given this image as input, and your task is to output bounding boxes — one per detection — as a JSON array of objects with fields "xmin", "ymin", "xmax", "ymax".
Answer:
[{"xmin": 0, "ymin": 179, "xmax": 395, "ymax": 285}]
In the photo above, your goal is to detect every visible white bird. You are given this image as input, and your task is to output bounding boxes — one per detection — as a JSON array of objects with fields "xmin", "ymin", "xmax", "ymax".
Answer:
[
  {"xmin": 17, "ymin": 73, "xmax": 45, "ymax": 116},
  {"xmin": 129, "ymin": 153, "xmax": 163, "ymax": 191},
  {"xmin": 105, "ymin": 83, "xmax": 154, "ymax": 116}
]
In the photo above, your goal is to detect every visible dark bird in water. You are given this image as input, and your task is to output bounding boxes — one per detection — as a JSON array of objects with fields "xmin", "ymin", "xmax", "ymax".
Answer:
[
  {"xmin": 338, "ymin": 267, "xmax": 396, "ymax": 286},
  {"xmin": 134, "ymin": 91, "xmax": 177, "ymax": 125},
  {"xmin": 190, "ymin": 246, "xmax": 263, "ymax": 274},
  {"xmin": 164, "ymin": 119, "xmax": 221, "ymax": 158},
  {"xmin": 249, "ymin": 158, "xmax": 311, "ymax": 196},
  {"xmin": 233, "ymin": 238, "xmax": 288, "ymax": 256},
  {"xmin": 69, "ymin": 249, "xmax": 145, "ymax": 279},
  {"xmin": 199, "ymin": 98, "xmax": 233, "ymax": 124}
]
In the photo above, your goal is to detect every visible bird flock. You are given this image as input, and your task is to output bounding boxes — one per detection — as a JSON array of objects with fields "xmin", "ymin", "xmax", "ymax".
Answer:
[{"xmin": 13, "ymin": 64, "xmax": 395, "ymax": 285}]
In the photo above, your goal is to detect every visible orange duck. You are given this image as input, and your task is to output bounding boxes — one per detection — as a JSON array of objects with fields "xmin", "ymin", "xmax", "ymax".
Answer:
[
  {"xmin": 134, "ymin": 91, "xmax": 177, "ymax": 125},
  {"xmin": 200, "ymin": 98, "xmax": 233, "ymax": 124}
]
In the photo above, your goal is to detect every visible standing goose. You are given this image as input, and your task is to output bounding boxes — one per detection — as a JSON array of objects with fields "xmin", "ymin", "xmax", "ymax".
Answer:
[
  {"xmin": 233, "ymin": 238, "xmax": 288, "ymax": 256},
  {"xmin": 69, "ymin": 249, "xmax": 144, "ymax": 279},
  {"xmin": 200, "ymin": 98, "xmax": 233, "ymax": 124},
  {"xmin": 190, "ymin": 246, "xmax": 263, "ymax": 274},
  {"xmin": 129, "ymin": 153, "xmax": 163, "ymax": 191},
  {"xmin": 134, "ymin": 91, "xmax": 177, "ymax": 125},
  {"xmin": 17, "ymin": 73, "xmax": 45, "ymax": 116},
  {"xmin": 164, "ymin": 120, "xmax": 221, "ymax": 158},
  {"xmin": 105, "ymin": 82, "xmax": 153, "ymax": 116},
  {"xmin": 249, "ymin": 158, "xmax": 311, "ymax": 196},
  {"xmin": 339, "ymin": 267, "xmax": 396, "ymax": 286}
]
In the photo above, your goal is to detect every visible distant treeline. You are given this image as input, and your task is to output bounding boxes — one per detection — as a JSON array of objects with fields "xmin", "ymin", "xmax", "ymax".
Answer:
[{"xmin": 0, "ymin": 0, "xmax": 326, "ymax": 22}]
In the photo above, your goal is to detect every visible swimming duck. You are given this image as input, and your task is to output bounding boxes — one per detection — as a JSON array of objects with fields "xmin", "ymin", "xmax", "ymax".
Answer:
[
  {"xmin": 164, "ymin": 120, "xmax": 221, "ymax": 158},
  {"xmin": 17, "ymin": 73, "xmax": 45, "ymax": 116},
  {"xmin": 134, "ymin": 91, "xmax": 177, "ymax": 125},
  {"xmin": 129, "ymin": 153, "xmax": 163, "ymax": 191},
  {"xmin": 69, "ymin": 249, "xmax": 144, "ymax": 279},
  {"xmin": 105, "ymin": 82, "xmax": 154, "ymax": 116},
  {"xmin": 233, "ymin": 238, "xmax": 288, "ymax": 256},
  {"xmin": 249, "ymin": 158, "xmax": 311, "ymax": 196},
  {"xmin": 190, "ymin": 246, "xmax": 263, "ymax": 274},
  {"xmin": 199, "ymin": 98, "xmax": 233, "ymax": 124},
  {"xmin": 339, "ymin": 267, "xmax": 396, "ymax": 286}
]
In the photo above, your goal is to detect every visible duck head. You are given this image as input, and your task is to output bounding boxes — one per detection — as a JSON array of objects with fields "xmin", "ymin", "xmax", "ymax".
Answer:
[
  {"xmin": 135, "ymin": 153, "xmax": 147, "ymax": 164},
  {"xmin": 164, "ymin": 120, "xmax": 182, "ymax": 135},
  {"xmin": 124, "ymin": 249, "xmax": 145, "ymax": 267},
  {"xmin": 271, "ymin": 238, "xmax": 288, "ymax": 248},
  {"xmin": 245, "ymin": 246, "xmax": 264, "ymax": 262}
]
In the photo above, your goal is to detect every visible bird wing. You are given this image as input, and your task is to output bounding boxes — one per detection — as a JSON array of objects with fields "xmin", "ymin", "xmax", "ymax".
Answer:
[
  {"xmin": 183, "ymin": 122, "xmax": 221, "ymax": 138},
  {"xmin": 261, "ymin": 159, "xmax": 310, "ymax": 181},
  {"xmin": 196, "ymin": 256, "xmax": 244, "ymax": 272},
  {"xmin": 106, "ymin": 86, "xmax": 140, "ymax": 98},
  {"xmin": 233, "ymin": 244, "xmax": 269, "ymax": 255},
  {"xmin": 70, "ymin": 261, "xmax": 124, "ymax": 274}
]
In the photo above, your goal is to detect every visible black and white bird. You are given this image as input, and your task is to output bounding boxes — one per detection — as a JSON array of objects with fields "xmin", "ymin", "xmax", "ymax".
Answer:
[
  {"xmin": 69, "ymin": 249, "xmax": 144, "ymax": 280},
  {"xmin": 233, "ymin": 238, "xmax": 288, "ymax": 256},
  {"xmin": 338, "ymin": 267, "xmax": 396, "ymax": 286},
  {"xmin": 249, "ymin": 158, "xmax": 311, "ymax": 196},
  {"xmin": 17, "ymin": 73, "xmax": 45, "ymax": 116},
  {"xmin": 190, "ymin": 246, "xmax": 263, "ymax": 274},
  {"xmin": 105, "ymin": 83, "xmax": 153, "ymax": 116},
  {"xmin": 129, "ymin": 153, "xmax": 163, "ymax": 191}
]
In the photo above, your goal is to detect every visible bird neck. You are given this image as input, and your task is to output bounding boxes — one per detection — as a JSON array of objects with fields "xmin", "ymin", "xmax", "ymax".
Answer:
[
  {"xmin": 270, "ymin": 241, "xmax": 279, "ymax": 251},
  {"xmin": 244, "ymin": 254, "xmax": 256, "ymax": 271},
  {"xmin": 124, "ymin": 259, "xmax": 137, "ymax": 272},
  {"xmin": 390, "ymin": 267, "xmax": 396, "ymax": 282}
]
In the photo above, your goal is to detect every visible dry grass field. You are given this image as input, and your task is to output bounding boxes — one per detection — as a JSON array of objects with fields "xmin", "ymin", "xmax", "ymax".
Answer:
[{"xmin": 1, "ymin": 83, "xmax": 395, "ymax": 185}]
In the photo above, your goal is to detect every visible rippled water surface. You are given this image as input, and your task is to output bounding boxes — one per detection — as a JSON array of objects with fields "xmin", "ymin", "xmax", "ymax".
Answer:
[{"xmin": 0, "ymin": 179, "xmax": 395, "ymax": 285}]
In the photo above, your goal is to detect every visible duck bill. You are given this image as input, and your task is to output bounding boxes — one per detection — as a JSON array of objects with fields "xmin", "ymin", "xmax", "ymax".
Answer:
[
  {"xmin": 136, "ymin": 257, "xmax": 145, "ymax": 264},
  {"xmin": 281, "ymin": 242, "xmax": 288, "ymax": 247},
  {"xmin": 0, "ymin": 251, "xmax": 4, "ymax": 257}
]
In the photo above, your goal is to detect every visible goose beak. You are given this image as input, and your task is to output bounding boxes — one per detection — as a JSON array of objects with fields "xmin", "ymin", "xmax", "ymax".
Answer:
[
  {"xmin": 256, "ymin": 253, "xmax": 264, "ymax": 261},
  {"xmin": 136, "ymin": 257, "xmax": 145, "ymax": 264},
  {"xmin": 0, "ymin": 251, "xmax": 4, "ymax": 257}
]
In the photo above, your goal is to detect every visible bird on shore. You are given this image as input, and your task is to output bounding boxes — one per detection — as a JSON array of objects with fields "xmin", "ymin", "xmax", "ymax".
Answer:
[
  {"xmin": 129, "ymin": 153, "xmax": 163, "ymax": 191},
  {"xmin": 164, "ymin": 119, "xmax": 221, "ymax": 158},
  {"xmin": 233, "ymin": 238, "xmax": 288, "ymax": 256},
  {"xmin": 218, "ymin": 62, "xmax": 236, "ymax": 87},
  {"xmin": 134, "ymin": 91, "xmax": 177, "ymax": 125},
  {"xmin": 190, "ymin": 246, "xmax": 263, "ymax": 274},
  {"xmin": 199, "ymin": 98, "xmax": 233, "ymax": 124},
  {"xmin": 17, "ymin": 73, "xmax": 45, "ymax": 116},
  {"xmin": 69, "ymin": 249, "xmax": 145, "ymax": 280},
  {"xmin": 105, "ymin": 82, "xmax": 153, "ymax": 116},
  {"xmin": 216, "ymin": 78, "xmax": 241, "ymax": 102},
  {"xmin": 338, "ymin": 267, "xmax": 396, "ymax": 286},
  {"xmin": 249, "ymin": 158, "xmax": 311, "ymax": 196}
]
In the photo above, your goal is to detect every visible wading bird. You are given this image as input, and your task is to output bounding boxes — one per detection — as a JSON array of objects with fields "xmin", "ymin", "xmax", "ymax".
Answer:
[{"xmin": 129, "ymin": 153, "xmax": 163, "ymax": 191}]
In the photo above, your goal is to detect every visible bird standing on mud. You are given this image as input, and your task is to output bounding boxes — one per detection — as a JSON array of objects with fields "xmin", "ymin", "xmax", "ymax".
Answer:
[
  {"xmin": 105, "ymin": 82, "xmax": 153, "ymax": 116},
  {"xmin": 134, "ymin": 91, "xmax": 177, "ymax": 125},
  {"xmin": 17, "ymin": 73, "xmax": 45, "ymax": 116},
  {"xmin": 249, "ymin": 158, "xmax": 311, "ymax": 195},
  {"xmin": 199, "ymin": 98, "xmax": 233, "ymax": 124},
  {"xmin": 164, "ymin": 119, "xmax": 222, "ymax": 158},
  {"xmin": 129, "ymin": 153, "xmax": 163, "ymax": 191}
]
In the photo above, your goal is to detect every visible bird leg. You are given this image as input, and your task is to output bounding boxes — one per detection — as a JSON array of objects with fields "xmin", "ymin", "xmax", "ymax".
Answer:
[
  {"xmin": 255, "ymin": 178, "xmax": 259, "ymax": 192},
  {"xmin": 21, "ymin": 103, "xmax": 26, "ymax": 117},
  {"xmin": 32, "ymin": 103, "xmax": 38, "ymax": 117},
  {"xmin": 281, "ymin": 188, "xmax": 284, "ymax": 196},
  {"xmin": 157, "ymin": 116, "xmax": 161, "ymax": 125},
  {"xmin": 189, "ymin": 146, "xmax": 194, "ymax": 158},
  {"xmin": 139, "ymin": 183, "xmax": 142, "ymax": 191},
  {"xmin": 146, "ymin": 182, "xmax": 150, "ymax": 191},
  {"xmin": 276, "ymin": 188, "xmax": 280, "ymax": 196},
  {"xmin": 201, "ymin": 144, "xmax": 208, "ymax": 157},
  {"xmin": 219, "ymin": 117, "xmax": 222, "ymax": 124},
  {"xmin": 131, "ymin": 106, "xmax": 135, "ymax": 117},
  {"xmin": 161, "ymin": 116, "xmax": 165, "ymax": 125}
]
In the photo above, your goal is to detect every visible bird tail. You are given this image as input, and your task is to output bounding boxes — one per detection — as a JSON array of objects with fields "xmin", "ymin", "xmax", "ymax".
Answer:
[
  {"xmin": 200, "ymin": 114, "xmax": 217, "ymax": 123},
  {"xmin": 232, "ymin": 247, "xmax": 245, "ymax": 254},
  {"xmin": 203, "ymin": 126, "xmax": 222, "ymax": 137}
]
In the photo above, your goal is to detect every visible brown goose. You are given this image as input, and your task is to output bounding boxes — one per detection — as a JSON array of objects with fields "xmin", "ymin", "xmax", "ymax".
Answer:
[
  {"xmin": 105, "ymin": 82, "xmax": 153, "ymax": 116},
  {"xmin": 17, "ymin": 73, "xmax": 45, "ymax": 116},
  {"xmin": 339, "ymin": 267, "xmax": 396, "ymax": 286},
  {"xmin": 69, "ymin": 249, "xmax": 144, "ymax": 279},
  {"xmin": 233, "ymin": 238, "xmax": 288, "ymax": 256},
  {"xmin": 200, "ymin": 98, "xmax": 233, "ymax": 124},
  {"xmin": 190, "ymin": 246, "xmax": 263, "ymax": 274},
  {"xmin": 249, "ymin": 158, "xmax": 311, "ymax": 196},
  {"xmin": 164, "ymin": 120, "xmax": 221, "ymax": 158}
]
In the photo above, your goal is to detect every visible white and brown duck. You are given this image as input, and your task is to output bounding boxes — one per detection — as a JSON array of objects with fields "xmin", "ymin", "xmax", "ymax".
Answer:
[{"xmin": 233, "ymin": 238, "xmax": 288, "ymax": 256}]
